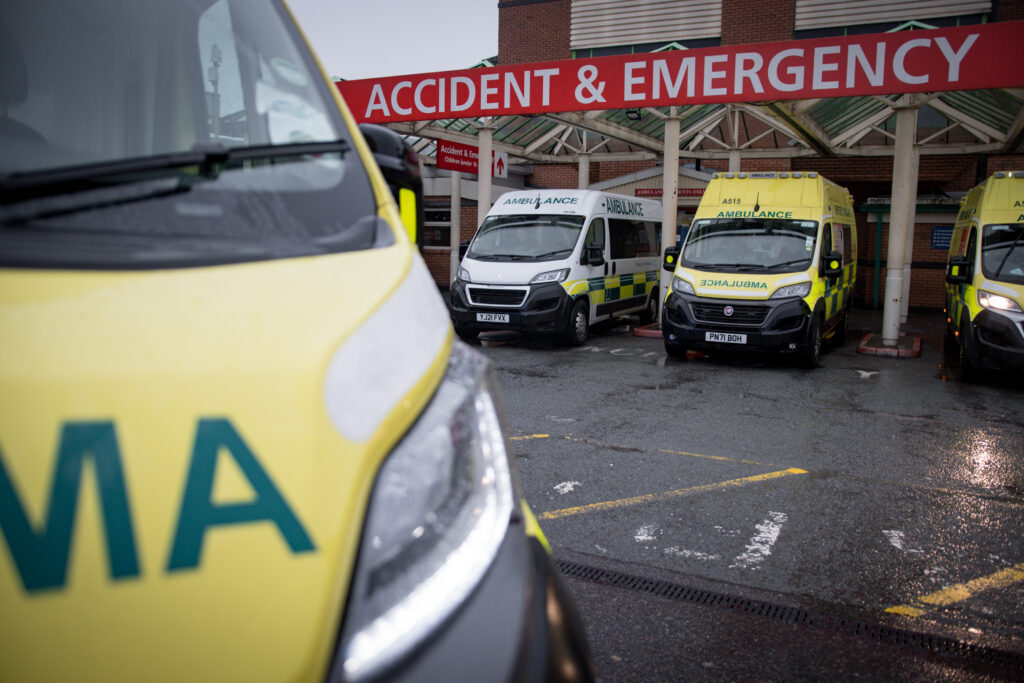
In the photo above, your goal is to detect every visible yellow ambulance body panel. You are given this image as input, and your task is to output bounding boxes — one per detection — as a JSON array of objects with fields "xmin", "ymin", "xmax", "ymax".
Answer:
[
  {"xmin": 0, "ymin": 2, "xmax": 591, "ymax": 682},
  {"xmin": 944, "ymin": 172, "xmax": 1024, "ymax": 377},
  {"xmin": 662, "ymin": 172, "xmax": 856, "ymax": 367}
]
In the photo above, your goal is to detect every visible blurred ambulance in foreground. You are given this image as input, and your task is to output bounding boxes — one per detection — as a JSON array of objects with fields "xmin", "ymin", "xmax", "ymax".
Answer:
[{"xmin": 0, "ymin": 1, "xmax": 592, "ymax": 681}]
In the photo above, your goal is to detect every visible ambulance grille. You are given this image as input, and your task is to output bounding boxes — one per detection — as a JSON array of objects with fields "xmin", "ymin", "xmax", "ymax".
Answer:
[
  {"xmin": 692, "ymin": 302, "xmax": 769, "ymax": 325},
  {"xmin": 466, "ymin": 286, "xmax": 527, "ymax": 307}
]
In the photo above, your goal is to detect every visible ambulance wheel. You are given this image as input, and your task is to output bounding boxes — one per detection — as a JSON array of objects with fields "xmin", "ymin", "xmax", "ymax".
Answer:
[
  {"xmin": 455, "ymin": 326, "xmax": 479, "ymax": 341},
  {"xmin": 564, "ymin": 299, "xmax": 589, "ymax": 346},
  {"xmin": 957, "ymin": 315, "xmax": 978, "ymax": 382},
  {"xmin": 803, "ymin": 315, "xmax": 822, "ymax": 368},
  {"xmin": 640, "ymin": 289, "xmax": 659, "ymax": 325},
  {"xmin": 664, "ymin": 339, "xmax": 688, "ymax": 360}
]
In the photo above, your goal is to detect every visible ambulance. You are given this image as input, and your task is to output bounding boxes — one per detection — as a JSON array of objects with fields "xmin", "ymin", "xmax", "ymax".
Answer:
[
  {"xmin": 450, "ymin": 190, "xmax": 662, "ymax": 345},
  {"xmin": 0, "ymin": 1, "xmax": 591, "ymax": 682},
  {"xmin": 661, "ymin": 172, "xmax": 857, "ymax": 367},
  {"xmin": 944, "ymin": 171, "xmax": 1024, "ymax": 378}
]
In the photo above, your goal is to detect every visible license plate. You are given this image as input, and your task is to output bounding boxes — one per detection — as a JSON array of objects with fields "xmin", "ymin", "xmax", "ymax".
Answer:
[
  {"xmin": 476, "ymin": 312, "xmax": 509, "ymax": 323},
  {"xmin": 706, "ymin": 331, "xmax": 746, "ymax": 344}
]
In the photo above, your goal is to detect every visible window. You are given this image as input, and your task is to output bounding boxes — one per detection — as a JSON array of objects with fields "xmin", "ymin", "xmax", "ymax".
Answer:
[
  {"xmin": 609, "ymin": 219, "xmax": 637, "ymax": 259},
  {"xmin": 423, "ymin": 208, "xmax": 451, "ymax": 248}
]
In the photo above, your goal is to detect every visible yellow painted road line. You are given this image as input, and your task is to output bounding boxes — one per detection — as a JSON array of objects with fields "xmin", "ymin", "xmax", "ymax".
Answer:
[
  {"xmin": 885, "ymin": 562, "xmax": 1024, "ymax": 618},
  {"xmin": 510, "ymin": 434, "xmax": 550, "ymax": 441},
  {"xmin": 537, "ymin": 467, "xmax": 808, "ymax": 520},
  {"xmin": 562, "ymin": 436, "xmax": 782, "ymax": 467}
]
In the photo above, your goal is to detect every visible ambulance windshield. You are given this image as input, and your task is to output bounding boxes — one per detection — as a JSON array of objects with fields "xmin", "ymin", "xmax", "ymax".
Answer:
[
  {"xmin": 467, "ymin": 214, "xmax": 586, "ymax": 261},
  {"xmin": 0, "ymin": 0, "xmax": 378, "ymax": 269},
  {"xmin": 682, "ymin": 218, "xmax": 818, "ymax": 272},
  {"xmin": 982, "ymin": 223, "xmax": 1024, "ymax": 284}
]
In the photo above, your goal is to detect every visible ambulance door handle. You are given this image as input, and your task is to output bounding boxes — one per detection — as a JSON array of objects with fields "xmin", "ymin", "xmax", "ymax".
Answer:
[
  {"xmin": 604, "ymin": 262, "xmax": 608, "ymax": 276},
  {"xmin": 612, "ymin": 262, "xmax": 617, "ymax": 275}
]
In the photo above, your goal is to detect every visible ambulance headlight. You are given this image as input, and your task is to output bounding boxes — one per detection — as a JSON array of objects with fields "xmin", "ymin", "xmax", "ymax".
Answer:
[
  {"xmin": 530, "ymin": 268, "xmax": 570, "ymax": 284},
  {"xmin": 770, "ymin": 282, "xmax": 811, "ymax": 299},
  {"xmin": 672, "ymin": 275, "xmax": 694, "ymax": 295},
  {"xmin": 339, "ymin": 341, "xmax": 514, "ymax": 681},
  {"xmin": 978, "ymin": 290, "xmax": 1023, "ymax": 313},
  {"xmin": 456, "ymin": 265, "xmax": 471, "ymax": 283}
]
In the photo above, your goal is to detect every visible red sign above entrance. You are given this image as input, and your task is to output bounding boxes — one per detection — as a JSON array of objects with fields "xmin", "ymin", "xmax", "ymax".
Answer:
[
  {"xmin": 635, "ymin": 188, "xmax": 705, "ymax": 197},
  {"xmin": 436, "ymin": 139, "xmax": 508, "ymax": 178},
  {"xmin": 338, "ymin": 21, "xmax": 1024, "ymax": 124}
]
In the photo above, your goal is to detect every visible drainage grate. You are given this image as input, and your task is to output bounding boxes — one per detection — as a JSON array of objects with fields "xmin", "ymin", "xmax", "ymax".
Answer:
[{"xmin": 556, "ymin": 559, "xmax": 1024, "ymax": 674}]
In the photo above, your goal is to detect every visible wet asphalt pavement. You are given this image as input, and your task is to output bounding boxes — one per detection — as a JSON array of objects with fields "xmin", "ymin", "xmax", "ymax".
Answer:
[{"xmin": 468, "ymin": 307, "xmax": 1024, "ymax": 681}]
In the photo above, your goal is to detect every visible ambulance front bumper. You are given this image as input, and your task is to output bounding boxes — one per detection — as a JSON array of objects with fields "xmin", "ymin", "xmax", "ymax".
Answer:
[
  {"xmin": 449, "ymin": 281, "xmax": 574, "ymax": 335},
  {"xmin": 970, "ymin": 309, "xmax": 1024, "ymax": 371},
  {"xmin": 662, "ymin": 290, "xmax": 812, "ymax": 354},
  {"xmin": 359, "ymin": 523, "xmax": 593, "ymax": 683}
]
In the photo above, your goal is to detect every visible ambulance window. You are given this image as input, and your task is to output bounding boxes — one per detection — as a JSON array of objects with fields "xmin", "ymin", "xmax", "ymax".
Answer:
[
  {"xmin": 821, "ymin": 223, "xmax": 832, "ymax": 256},
  {"xmin": 585, "ymin": 218, "xmax": 606, "ymax": 250},
  {"xmin": 841, "ymin": 225, "xmax": 853, "ymax": 261},
  {"xmin": 635, "ymin": 221, "xmax": 658, "ymax": 257},
  {"xmin": 609, "ymin": 219, "xmax": 637, "ymax": 259}
]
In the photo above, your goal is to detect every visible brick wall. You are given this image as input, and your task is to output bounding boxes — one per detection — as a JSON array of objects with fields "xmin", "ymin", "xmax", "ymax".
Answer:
[
  {"xmin": 530, "ymin": 163, "xmax": 579, "ymax": 188},
  {"xmin": 498, "ymin": 0, "xmax": 571, "ymax": 65},
  {"xmin": 721, "ymin": 0, "xmax": 794, "ymax": 45}
]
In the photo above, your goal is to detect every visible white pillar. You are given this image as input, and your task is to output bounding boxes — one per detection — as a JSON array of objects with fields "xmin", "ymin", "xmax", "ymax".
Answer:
[
  {"xmin": 578, "ymin": 153, "xmax": 590, "ymax": 189},
  {"xmin": 477, "ymin": 124, "xmax": 493, "ymax": 227},
  {"xmin": 900, "ymin": 144, "xmax": 920, "ymax": 324},
  {"xmin": 882, "ymin": 102, "xmax": 918, "ymax": 346},
  {"xmin": 660, "ymin": 113, "xmax": 681, "ymax": 322},
  {"xmin": 728, "ymin": 149, "xmax": 741, "ymax": 172},
  {"xmin": 449, "ymin": 171, "xmax": 462, "ymax": 283}
]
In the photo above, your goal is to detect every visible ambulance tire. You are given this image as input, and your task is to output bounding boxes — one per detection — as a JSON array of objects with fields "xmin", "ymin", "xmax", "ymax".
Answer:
[
  {"xmin": 564, "ymin": 298, "xmax": 589, "ymax": 346},
  {"xmin": 640, "ymin": 289, "xmax": 659, "ymax": 325},
  {"xmin": 664, "ymin": 339, "xmax": 688, "ymax": 360},
  {"xmin": 803, "ymin": 315, "xmax": 823, "ymax": 368},
  {"xmin": 957, "ymin": 314, "xmax": 979, "ymax": 382},
  {"xmin": 455, "ymin": 326, "xmax": 479, "ymax": 341}
]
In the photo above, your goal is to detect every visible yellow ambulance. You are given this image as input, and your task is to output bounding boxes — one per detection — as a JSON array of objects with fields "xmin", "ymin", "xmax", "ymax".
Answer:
[
  {"xmin": 0, "ymin": 1, "xmax": 591, "ymax": 682},
  {"xmin": 662, "ymin": 172, "xmax": 856, "ymax": 367},
  {"xmin": 945, "ymin": 171, "xmax": 1024, "ymax": 379}
]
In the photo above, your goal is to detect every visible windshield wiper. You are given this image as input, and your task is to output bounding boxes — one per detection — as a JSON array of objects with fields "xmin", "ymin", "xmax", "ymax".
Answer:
[
  {"xmin": 533, "ymin": 248, "xmax": 573, "ymax": 258},
  {"xmin": 696, "ymin": 262, "xmax": 763, "ymax": 271},
  {"xmin": 990, "ymin": 230, "xmax": 1024, "ymax": 279},
  {"xmin": 0, "ymin": 139, "xmax": 350, "ymax": 205},
  {"xmin": 765, "ymin": 258, "xmax": 811, "ymax": 271}
]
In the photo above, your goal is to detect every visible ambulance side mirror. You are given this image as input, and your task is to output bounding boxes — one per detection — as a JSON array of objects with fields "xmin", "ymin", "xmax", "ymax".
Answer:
[
  {"xmin": 583, "ymin": 246, "xmax": 605, "ymax": 267},
  {"xmin": 821, "ymin": 250, "xmax": 843, "ymax": 278},
  {"xmin": 358, "ymin": 123, "xmax": 424, "ymax": 246},
  {"xmin": 946, "ymin": 255, "xmax": 971, "ymax": 285},
  {"xmin": 663, "ymin": 245, "xmax": 681, "ymax": 272}
]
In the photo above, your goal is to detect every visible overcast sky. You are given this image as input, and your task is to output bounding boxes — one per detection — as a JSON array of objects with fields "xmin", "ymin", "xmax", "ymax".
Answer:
[{"xmin": 287, "ymin": 0, "xmax": 500, "ymax": 81}]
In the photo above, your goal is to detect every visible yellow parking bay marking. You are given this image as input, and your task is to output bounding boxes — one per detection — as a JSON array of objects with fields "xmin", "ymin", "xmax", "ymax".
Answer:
[
  {"xmin": 885, "ymin": 562, "xmax": 1024, "ymax": 618},
  {"xmin": 538, "ymin": 468, "xmax": 808, "ymax": 520}
]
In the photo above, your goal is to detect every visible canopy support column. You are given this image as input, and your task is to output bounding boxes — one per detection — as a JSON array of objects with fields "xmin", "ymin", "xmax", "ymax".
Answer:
[
  {"xmin": 660, "ymin": 110, "xmax": 681, "ymax": 320},
  {"xmin": 477, "ymin": 121, "xmax": 494, "ymax": 226},
  {"xmin": 881, "ymin": 100, "xmax": 919, "ymax": 346},
  {"xmin": 578, "ymin": 152, "xmax": 590, "ymax": 189},
  {"xmin": 449, "ymin": 171, "xmax": 462, "ymax": 283},
  {"xmin": 900, "ymin": 144, "xmax": 921, "ymax": 324},
  {"xmin": 728, "ymin": 149, "xmax": 741, "ymax": 172}
]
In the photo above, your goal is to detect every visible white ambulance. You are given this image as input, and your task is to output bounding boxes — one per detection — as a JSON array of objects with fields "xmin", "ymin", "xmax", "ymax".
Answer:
[{"xmin": 450, "ymin": 190, "xmax": 662, "ymax": 345}]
